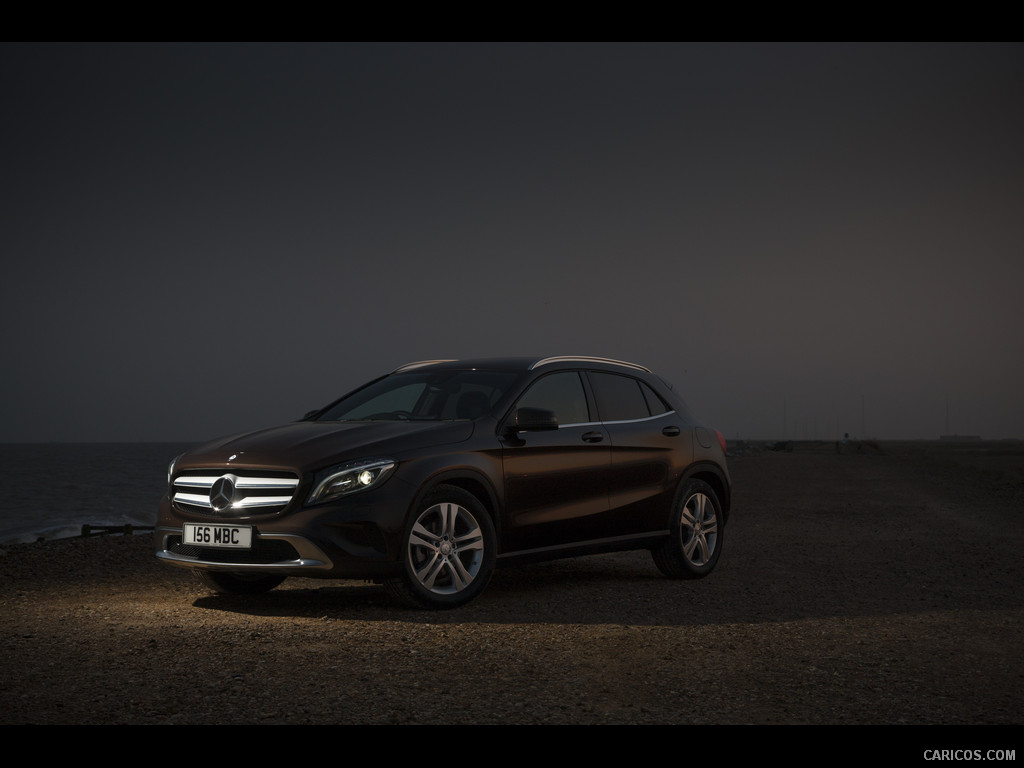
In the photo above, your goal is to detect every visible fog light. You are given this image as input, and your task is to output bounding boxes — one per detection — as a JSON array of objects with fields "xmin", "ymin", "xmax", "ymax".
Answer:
[{"xmin": 358, "ymin": 470, "xmax": 374, "ymax": 486}]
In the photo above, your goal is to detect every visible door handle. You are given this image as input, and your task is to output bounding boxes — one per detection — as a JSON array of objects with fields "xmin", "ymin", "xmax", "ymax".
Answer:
[
  {"xmin": 582, "ymin": 431, "xmax": 604, "ymax": 443},
  {"xmin": 662, "ymin": 426, "xmax": 681, "ymax": 437}
]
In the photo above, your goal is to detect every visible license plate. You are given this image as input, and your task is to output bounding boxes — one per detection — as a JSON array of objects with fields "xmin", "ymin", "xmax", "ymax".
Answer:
[{"xmin": 183, "ymin": 523, "xmax": 253, "ymax": 549}]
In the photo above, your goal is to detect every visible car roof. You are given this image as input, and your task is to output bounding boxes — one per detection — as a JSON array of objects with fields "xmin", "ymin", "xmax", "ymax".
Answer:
[{"xmin": 392, "ymin": 356, "xmax": 653, "ymax": 374}]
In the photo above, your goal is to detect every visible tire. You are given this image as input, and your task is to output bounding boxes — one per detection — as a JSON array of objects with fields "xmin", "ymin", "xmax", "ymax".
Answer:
[
  {"xmin": 196, "ymin": 570, "xmax": 286, "ymax": 595},
  {"xmin": 651, "ymin": 479, "xmax": 723, "ymax": 579},
  {"xmin": 385, "ymin": 485, "xmax": 496, "ymax": 609}
]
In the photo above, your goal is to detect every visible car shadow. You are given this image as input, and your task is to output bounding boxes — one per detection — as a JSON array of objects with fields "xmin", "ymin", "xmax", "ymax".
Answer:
[{"xmin": 189, "ymin": 537, "xmax": 1024, "ymax": 627}]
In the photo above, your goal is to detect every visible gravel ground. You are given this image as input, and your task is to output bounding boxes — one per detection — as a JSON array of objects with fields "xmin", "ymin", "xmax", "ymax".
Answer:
[{"xmin": 1, "ymin": 442, "xmax": 1022, "ymax": 727}]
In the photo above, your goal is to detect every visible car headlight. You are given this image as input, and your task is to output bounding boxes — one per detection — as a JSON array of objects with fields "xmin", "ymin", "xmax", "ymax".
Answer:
[{"xmin": 306, "ymin": 458, "xmax": 396, "ymax": 505}]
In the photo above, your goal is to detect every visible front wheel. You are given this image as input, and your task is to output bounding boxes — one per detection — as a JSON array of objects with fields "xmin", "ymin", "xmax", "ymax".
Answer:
[
  {"xmin": 196, "ymin": 570, "xmax": 286, "ymax": 595},
  {"xmin": 385, "ymin": 485, "xmax": 496, "ymax": 609},
  {"xmin": 652, "ymin": 479, "xmax": 724, "ymax": 579}
]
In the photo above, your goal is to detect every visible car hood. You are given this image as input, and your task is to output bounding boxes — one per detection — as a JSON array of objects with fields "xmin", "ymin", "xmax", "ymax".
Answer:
[{"xmin": 176, "ymin": 420, "xmax": 477, "ymax": 471}]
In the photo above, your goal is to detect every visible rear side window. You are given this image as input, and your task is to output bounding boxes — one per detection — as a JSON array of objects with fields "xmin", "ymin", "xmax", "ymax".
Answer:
[{"xmin": 590, "ymin": 372, "xmax": 669, "ymax": 422}]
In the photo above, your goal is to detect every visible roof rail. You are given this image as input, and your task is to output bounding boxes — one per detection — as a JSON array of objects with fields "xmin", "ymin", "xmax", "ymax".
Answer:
[
  {"xmin": 530, "ymin": 356, "xmax": 651, "ymax": 372},
  {"xmin": 392, "ymin": 359, "xmax": 457, "ymax": 372}
]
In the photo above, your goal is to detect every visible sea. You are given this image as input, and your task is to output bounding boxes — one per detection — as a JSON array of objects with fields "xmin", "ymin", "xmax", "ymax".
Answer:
[{"xmin": 0, "ymin": 442, "xmax": 194, "ymax": 545}]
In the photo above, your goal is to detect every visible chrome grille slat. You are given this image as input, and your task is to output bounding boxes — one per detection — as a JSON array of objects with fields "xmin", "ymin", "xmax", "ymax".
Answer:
[
  {"xmin": 175, "ymin": 492, "xmax": 215, "ymax": 508},
  {"xmin": 174, "ymin": 476, "xmax": 298, "ymax": 489},
  {"xmin": 236, "ymin": 478, "xmax": 299, "ymax": 489},
  {"xmin": 234, "ymin": 496, "xmax": 295, "ymax": 508}
]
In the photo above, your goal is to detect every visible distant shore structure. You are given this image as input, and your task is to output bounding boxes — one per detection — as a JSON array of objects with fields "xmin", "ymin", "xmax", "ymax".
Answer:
[{"xmin": 939, "ymin": 434, "xmax": 982, "ymax": 441}]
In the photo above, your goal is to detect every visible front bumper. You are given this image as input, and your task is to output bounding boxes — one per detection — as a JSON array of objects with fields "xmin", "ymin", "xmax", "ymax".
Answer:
[
  {"xmin": 155, "ymin": 526, "xmax": 335, "ymax": 573},
  {"xmin": 153, "ymin": 483, "xmax": 411, "ymax": 580}
]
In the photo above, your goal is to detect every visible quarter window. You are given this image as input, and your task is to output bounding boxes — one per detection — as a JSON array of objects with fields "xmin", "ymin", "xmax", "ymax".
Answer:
[{"xmin": 641, "ymin": 382, "xmax": 670, "ymax": 416}]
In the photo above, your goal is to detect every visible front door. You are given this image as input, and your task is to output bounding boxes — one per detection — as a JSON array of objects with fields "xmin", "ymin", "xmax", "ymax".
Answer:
[{"xmin": 500, "ymin": 371, "xmax": 610, "ymax": 552}]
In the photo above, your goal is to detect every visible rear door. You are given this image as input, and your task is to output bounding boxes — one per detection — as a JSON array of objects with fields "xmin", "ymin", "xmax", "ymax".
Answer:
[{"xmin": 587, "ymin": 371, "xmax": 691, "ymax": 536}]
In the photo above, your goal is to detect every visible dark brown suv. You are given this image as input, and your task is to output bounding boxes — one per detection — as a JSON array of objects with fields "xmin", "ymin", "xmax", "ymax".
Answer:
[{"xmin": 155, "ymin": 356, "xmax": 731, "ymax": 608}]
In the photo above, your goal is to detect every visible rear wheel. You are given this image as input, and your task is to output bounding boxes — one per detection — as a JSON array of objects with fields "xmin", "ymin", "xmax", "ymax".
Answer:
[
  {"xmin": 385, "ymin": 485, "xmax": 495, "ymax": 609},
  {"xmin": 652, "ymin": 479, "xmax": 723, "ymax": 579},
  {"xmin": 196, "ymin": 570, "xmax": 286, "ymax": 595}
]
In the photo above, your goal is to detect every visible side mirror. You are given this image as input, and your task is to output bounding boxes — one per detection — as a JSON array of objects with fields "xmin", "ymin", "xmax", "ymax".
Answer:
[{"xmin": 510, "ymin": 407, "xmax": 559, "ymax": 433}]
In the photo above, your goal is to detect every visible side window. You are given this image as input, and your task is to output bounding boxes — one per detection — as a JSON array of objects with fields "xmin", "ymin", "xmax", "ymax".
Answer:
[
  {"xmin": 516, "ymin": 372, "xmax": 590, "ymax": 425},
  {"xmin": 590, "ymin": 372, "xmax": 651, "ymax": 422}
]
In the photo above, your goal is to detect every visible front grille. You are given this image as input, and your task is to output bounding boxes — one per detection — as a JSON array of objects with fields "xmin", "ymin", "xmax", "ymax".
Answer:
[
  {"xmin": 173, "ymin": 469, "xmax": 300, "ymax": 517},
  {"xmin": 167, "ymin": 535, "xmax": 300, "ymax": 564}
]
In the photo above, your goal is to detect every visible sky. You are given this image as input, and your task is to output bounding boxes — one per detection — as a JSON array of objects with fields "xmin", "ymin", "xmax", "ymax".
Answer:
[{"xmin": 2, "ymin": 42, "xmax": 1022, "ymax": 443}]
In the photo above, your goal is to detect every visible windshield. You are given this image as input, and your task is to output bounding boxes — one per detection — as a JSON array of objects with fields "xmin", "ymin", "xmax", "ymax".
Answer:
[{"xmin": 316, "ymin": 370, "xmax": 520, "ymax": 422}]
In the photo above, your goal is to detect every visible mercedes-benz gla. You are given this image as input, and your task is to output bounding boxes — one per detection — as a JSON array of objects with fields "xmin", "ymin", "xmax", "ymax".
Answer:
[{"xmin": 155, "ymin": 356, "xmax": 731, "ymax": 608}]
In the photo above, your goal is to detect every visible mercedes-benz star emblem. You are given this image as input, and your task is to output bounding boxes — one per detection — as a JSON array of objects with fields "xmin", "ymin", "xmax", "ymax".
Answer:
[{"xmin": 210, "ymin": 475, "xmax": 237, "ymax": 511}]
